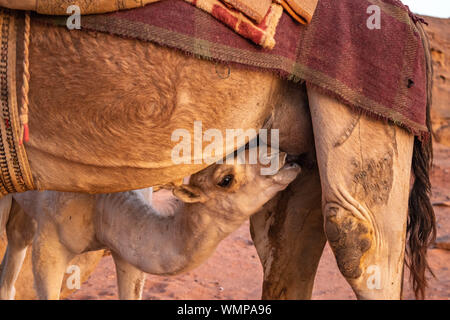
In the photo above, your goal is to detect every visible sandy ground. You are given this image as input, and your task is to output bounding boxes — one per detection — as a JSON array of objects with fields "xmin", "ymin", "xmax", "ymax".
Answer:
[{"xmin": 67, "ymin": 143, "xmax": 449, "ymax": 300}]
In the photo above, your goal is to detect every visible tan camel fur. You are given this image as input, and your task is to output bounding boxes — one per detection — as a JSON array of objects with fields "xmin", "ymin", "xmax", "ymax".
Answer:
[{"xmin": 0, "ymin": 150, "xmax": 300, "ymax": 299}]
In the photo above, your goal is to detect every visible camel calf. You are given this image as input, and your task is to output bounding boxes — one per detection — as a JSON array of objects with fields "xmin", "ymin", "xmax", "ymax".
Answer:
[{"xmin": 0, "ymin": 151, "xmax": 300, "ymax": 299}]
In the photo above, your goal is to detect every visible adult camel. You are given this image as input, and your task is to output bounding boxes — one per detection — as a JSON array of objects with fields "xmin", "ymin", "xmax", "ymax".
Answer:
[{"xmin": 0, "ymin": 2, "xmax": 435, "ymax": 299}]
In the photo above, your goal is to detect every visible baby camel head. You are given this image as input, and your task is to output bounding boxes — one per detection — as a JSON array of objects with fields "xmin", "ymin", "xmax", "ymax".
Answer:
[{"xmin": 172, "ymin": 150, "xmax": 301, "ymax": 219}]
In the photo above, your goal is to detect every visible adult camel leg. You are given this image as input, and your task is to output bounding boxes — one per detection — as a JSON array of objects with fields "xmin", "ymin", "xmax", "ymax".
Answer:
[
  {"xmin": 250, "ymin": 165, "xmax": 325, "ymax": 299},
  {"xmin": 111, "ymin": 251, "xmax": 146, "ymax": 300},
  {"xmin": 308, "ymin": 87, "xmax": 414, "ymax": 299},
  {"xmin": 32, "ymin": 228, "xmax": 74, "ymax": 300},
  {"xmin": 0, "ymin": 200, "xmax": 36, "ymax": 300},
  {"xmin": 0, "ymin": 195, "xmax": 12, "ymax": 234}
]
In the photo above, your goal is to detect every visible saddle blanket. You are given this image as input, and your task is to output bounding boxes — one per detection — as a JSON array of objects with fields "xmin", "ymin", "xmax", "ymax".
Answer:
[
  {"xmin": 23, "ymin": 0, "xmax": 320, "ymax": 49},
  {"xmin": 35, "ymin": 0, "xmax": 430, "ymax": 137}
]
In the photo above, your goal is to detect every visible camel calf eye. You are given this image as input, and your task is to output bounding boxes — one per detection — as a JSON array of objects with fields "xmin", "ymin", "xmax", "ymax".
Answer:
[{"xmin": 218, "ymin": 174, "xmax": 234, "ymax": 188}]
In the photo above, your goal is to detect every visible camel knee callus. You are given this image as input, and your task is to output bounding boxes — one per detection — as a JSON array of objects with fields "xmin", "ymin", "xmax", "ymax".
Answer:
[{"xmin": 323, "ymin": 205, "xmax": 372, "ymax": 280}]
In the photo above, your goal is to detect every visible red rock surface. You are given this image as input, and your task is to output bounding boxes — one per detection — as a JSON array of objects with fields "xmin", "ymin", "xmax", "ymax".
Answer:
[{"xmin": 424, "ymin": 17, "xmax": 450, "ymax": 146}]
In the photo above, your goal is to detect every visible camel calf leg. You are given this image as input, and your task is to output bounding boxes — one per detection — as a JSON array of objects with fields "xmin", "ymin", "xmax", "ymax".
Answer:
[
  {"xmin": 0, "ymin": 201, "xmax": 36, "ymax": 300},
  {"xmin": 112, "ymin": 252, "xmax": 146, "ymax": 300},
  {"xmin": 250, "ymin": 166, "xmax": 325, "ymax": 299},
  {"xmin": 32, "ymin": 228, "xmax": 74, "ymax": 300},
  {"xmin": 308, "ymin": 88, "xmax": 414, "ymax": 299}
]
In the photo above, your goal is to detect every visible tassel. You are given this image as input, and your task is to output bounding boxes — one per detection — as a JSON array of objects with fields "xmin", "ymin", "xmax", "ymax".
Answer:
[{"xmin": 19, "ymin": 114, "xmax": 29, "ymax": 145}]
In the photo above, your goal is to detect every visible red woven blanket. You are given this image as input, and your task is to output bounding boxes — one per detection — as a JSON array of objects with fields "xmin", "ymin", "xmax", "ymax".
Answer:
[{"xmin": 36, "ymin": 0, "xmax": 429, "ymax": 136}]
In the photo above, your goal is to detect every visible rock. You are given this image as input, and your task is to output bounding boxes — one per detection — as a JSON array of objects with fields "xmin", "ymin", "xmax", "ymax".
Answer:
[
  {"xmin": 433, "ymin": 235, "xmax": 450, "ymax": 251},
  {"xmin": 422, "ymin": 17, "xmax": 450, "ymax": 147},
  {"xmin": 433, "ymin": 201, "xmax": 450, "ymax": 207}
]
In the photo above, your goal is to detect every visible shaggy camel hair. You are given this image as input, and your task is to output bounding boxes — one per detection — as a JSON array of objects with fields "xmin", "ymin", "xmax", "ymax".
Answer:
[
  {"xmin": 0, "ymin": 150, "xmax": 300, "ymax": 299},
  {"xmin": 0, "ymin": 13, "xmax": 434, "ymax": 299}
]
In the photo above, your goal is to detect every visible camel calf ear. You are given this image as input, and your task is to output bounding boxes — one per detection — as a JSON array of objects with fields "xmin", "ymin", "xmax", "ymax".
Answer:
[{"xmin": 173, "ymin": 185, "xmax": 208, "ymax": 203}]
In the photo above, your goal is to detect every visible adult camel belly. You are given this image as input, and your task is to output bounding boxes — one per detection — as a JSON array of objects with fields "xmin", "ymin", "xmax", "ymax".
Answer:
[{"xmin": 25, "ymin": 22, "xmax": 281, "ymax": 193}]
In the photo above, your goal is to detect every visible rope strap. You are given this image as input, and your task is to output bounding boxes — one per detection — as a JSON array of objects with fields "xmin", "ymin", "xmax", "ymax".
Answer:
[
  {"xmin": 19, "ymin": 12, "xmax": 31, "ymax": 145},
  {"xmin": 0, "ymin": 9, "xmax": 35, "ymax": 194}
]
